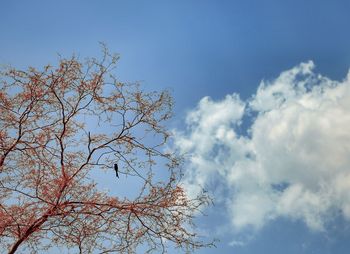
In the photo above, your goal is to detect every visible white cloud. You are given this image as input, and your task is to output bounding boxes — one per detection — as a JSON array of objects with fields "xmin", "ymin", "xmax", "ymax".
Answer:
[
  {"xmin": 174, "ymin": 61, "xmax": 350, "ymax": 232},
  {"xmin": 229, "ymin": 239, "xmax": 247, "ymax": 247}
]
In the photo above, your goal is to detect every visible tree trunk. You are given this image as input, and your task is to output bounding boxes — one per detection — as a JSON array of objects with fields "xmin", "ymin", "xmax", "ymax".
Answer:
[{"xmin": 8, "ymin": 216, "xmax": 48, "ymax": 254}]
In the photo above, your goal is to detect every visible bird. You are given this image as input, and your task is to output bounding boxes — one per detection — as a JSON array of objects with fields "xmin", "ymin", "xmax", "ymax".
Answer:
[{"xmin": 114, "ymin": 163, "xmax": 119, "ymax": 178}]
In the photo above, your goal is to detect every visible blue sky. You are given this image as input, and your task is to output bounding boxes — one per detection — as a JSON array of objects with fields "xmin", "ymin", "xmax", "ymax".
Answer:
[{"xmin": 1, "ymin": 1, "xmax": 350, "ymax": 253}]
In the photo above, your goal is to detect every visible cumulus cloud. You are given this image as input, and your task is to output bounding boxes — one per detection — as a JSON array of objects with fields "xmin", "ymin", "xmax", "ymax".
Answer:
[{"xmin": 174, "ymin": 61, "xmax": 350, "ymax": 232}]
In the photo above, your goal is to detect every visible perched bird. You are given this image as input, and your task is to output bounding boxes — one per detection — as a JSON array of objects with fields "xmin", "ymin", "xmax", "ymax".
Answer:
[{"xmin": 114, "ymin": 163, "xmax": 119, "ymax": 178}]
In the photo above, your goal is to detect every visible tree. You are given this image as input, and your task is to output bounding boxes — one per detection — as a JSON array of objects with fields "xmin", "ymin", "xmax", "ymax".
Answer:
[{"xmin": 0, "ymin": 48, "xmax": 211, "ymax": 253}]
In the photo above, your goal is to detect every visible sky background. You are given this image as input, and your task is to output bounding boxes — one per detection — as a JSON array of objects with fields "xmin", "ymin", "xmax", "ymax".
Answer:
[{"xmin": 1, "ymin": 1, "xmax": 350, "ymax": 253}]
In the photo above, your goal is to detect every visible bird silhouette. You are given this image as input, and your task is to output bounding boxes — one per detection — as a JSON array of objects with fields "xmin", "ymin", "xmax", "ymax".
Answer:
[{"xmin": 114, "ymin": 163, "xmax": 119, "ymax": 178}]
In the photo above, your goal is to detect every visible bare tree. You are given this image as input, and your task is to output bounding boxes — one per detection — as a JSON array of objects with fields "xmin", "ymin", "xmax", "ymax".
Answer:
[{"xmin": 0, "ymin": 47, "xmax": 212, "ymax": 253}]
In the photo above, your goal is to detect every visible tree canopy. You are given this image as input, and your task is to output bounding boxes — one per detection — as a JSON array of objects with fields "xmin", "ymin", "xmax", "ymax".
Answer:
[{"xmin": 0, "ymin": 48, "xmax": 211, "ymax": 253}]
